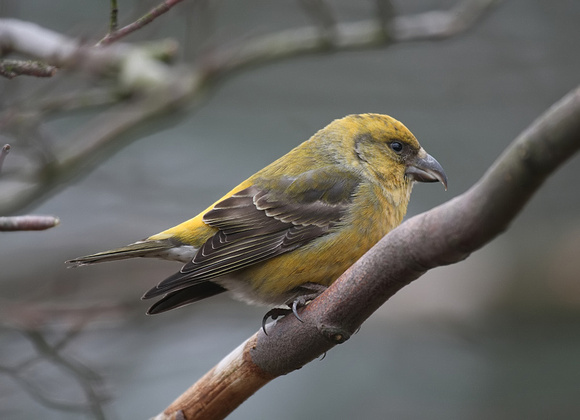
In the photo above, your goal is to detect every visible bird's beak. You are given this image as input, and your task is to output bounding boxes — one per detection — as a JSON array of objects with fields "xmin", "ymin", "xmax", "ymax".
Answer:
[{"xmin": 405, "ymin": 148, "xmax": 448, "ymax": 190}]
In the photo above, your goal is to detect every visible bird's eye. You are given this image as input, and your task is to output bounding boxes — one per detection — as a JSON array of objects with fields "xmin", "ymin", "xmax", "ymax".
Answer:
[{"xmin": 390, "ymin": 141, "xmax": 403, "ymax": 153}]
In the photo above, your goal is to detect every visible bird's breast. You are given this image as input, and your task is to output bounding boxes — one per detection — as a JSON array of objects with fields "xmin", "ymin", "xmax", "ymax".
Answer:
[{"xmin": 221, "ymin": 181, "xmax": 410, "ymax": 306}]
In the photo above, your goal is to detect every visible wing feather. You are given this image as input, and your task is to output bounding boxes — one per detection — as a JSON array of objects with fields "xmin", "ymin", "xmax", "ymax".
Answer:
[{"xmin": 143, "ymin": 168, "xmax": 361, "ymax": 299}]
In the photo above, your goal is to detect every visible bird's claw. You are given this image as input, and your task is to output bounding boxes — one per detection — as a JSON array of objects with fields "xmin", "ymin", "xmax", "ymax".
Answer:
[
  {"xmin": 291, "ymin": 297, "xmax": 306, "ymax": 323},
  {"xmin": 262, "ymin": 308, "xmax": 292, "ymax": 335},
  {"xmin": 261, "ymin": 297, "xmax": 308, "ymax": 335},
  {"xmin": 261, "ymin": 283, "xmax": 327, "ymax": 335}
]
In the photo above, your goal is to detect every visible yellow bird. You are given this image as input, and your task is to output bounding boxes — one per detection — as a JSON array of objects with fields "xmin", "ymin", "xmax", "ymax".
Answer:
[{"xmin": 68, "ymin": 114, "xmax": 447, "ymax": 324}]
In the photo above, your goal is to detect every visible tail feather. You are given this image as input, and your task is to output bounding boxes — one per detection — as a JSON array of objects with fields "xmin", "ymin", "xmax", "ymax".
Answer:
[
  {"xmin": 66, "ymin": 239, "xmax": 180, "ymax": 267},
  {"xmin": 145, "ymin": 282, "xmax": 227, "ymax": 314}
]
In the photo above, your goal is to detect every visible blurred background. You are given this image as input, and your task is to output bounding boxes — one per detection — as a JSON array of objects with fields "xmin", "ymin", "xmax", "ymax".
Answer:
[{"xmin": 1, "ymin": 0, "xmax": 579, "ymax": 419}]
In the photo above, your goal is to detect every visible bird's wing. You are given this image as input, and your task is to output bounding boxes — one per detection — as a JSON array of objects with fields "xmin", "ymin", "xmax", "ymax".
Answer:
[{"xmin": 143, "ymin": 167, "xmax": 361, "ymax": 298}]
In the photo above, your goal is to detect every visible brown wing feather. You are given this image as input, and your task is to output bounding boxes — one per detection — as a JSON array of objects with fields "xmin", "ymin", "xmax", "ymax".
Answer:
[{"xmin": 143, "ymin": 169, "xmax": 361, "ymax": 299}]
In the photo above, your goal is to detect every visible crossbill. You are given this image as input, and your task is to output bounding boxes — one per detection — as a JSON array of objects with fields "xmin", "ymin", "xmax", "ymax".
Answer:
[{"xmin": 68, "ymin": 114, "xmax": 447, "ymax": 323}]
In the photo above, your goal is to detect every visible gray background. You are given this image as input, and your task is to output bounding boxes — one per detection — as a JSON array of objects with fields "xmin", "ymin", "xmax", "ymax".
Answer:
[{"xmin": 1, "ymin": 1, "xmax": 580, "ymax": 419}]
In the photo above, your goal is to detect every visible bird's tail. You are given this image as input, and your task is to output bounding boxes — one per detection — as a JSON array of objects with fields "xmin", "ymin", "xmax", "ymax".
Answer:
[{"xmin": 66, "ymin": 239, "xmax": 182, "ymax": 267}]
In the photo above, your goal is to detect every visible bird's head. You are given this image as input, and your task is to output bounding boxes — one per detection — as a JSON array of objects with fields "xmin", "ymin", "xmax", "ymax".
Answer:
[{"xmin": 335, "ymin": 113, "xmax": 447, "ymax": 191}]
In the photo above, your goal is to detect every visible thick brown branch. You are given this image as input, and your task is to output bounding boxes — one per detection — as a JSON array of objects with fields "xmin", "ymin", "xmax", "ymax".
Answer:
[
  {"xmin": 254, "ymin": 86, "xmax": 580, "ymax": 372},
  {"xmin": 159, "ymin": 337, "xmax": 274, "ymax": 420},
  {"xmin": 156, "ymin": 86, "xmax": 580, "ymax": 419}
]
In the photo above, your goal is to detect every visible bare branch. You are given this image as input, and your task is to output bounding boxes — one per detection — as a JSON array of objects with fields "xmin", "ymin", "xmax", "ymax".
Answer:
[
  {"xmin": 0, "ymin": 59, "xmax": 56, "ymax": 79},
  {"xmin": 0, "ymin": 145, "xmax": 61, "ymax": 232},
  {"xmin": 0, "ymin": 20, "xmax": 195, "ymax": 215},
  {"xmin": 155, "ymin": 86, "xmax": 580, "ymax": 420},
  {"xmin": 0, "ymin": 365, "xmax": 98, "ymax": 413},
  {"xmin": 0, "ymin": 319, "xmax": 109, "ymax": 417},
  {"xmin": 16, "ymin": 328, "xmax": 106, "ymax": 418},
  {"xmin": 0, "ymin": 215, "xmax": 60, "ymax": 231},
  {"xmin": 0, "ymin": 18, "xmax": 128, "ymax": 73},
  {"xmin": 155, "ymin": 337, "xmax": 272, "ymax": 420},
  {"xmin": 202, "ymin": 0, "xmax": 500, "ymax": 77},
  {"xmin": 97, "ymin": 0, "xmax": 187, "ymax": 46},
  {"xmin": 0, "ymin": 1, "xmax": 497, "ymax": 215},
  {"xmin": 0, "ymin": 77, "xmax": 202, "ymax": 215}
]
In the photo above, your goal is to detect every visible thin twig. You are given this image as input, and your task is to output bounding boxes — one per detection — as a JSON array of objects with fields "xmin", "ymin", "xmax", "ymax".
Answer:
[
  {"xmin": 97, "ymin": 0, "xmax": 187, "ymax": 46},
  {"xmin": 0, "ymin": 323, "xmax": 108, "ymax": 417},
  {"xmin": 0, "ymin": 366, "xmax": 96, "ymax": 413},
  {"xmin": 22, "ymin": 329, "xmax": 108, "ymax": 419}
]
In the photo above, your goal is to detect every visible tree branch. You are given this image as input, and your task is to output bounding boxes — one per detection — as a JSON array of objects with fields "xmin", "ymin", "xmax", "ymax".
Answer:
[
  {"xmin": 0, "ymin": 143, "xmax": 61, "ymax": 230},
  {"xmin": 0, "ymin": 59, "xmax": 56, "ymax": 79},
  {"xmin": 0, "ymin": 215, "xmax": 60, "ymax": 231},
  {"xmin": 0, "ymin": 325, "xmax": 107, "ymax": 418},
  {"xmin": 97, "ymin": 0, "xmax": 187, "ymax": 46},
  {"xmin": 0, "ymin": 19, "xmax": 190, "ymax": 215},
  {"xmin": 154, "ymin": 86, "xmax": 580, "ymax": 419},
  {"xmin": 0, "ymin": 19, "xmax": 126, "ymax": 74},
  {"xmin": 0, "ymin": 18, "xmax": 177, "ymax": 77},
  {"xmin": 0, "ymin": 69, "xmax": 202, "ymax": 215},
  {"xmin": 202, "ymin": 0, "xmax": 500, "ymax": 77},
  {"xmin": 0, "ymin": 1, "xmax": 497, "ymax": 216}
]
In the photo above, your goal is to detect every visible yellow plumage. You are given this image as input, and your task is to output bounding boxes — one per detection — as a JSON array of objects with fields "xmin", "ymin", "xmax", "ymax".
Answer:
[{"xmin": 68, "ymin": 114, "xmax": 447, "ymax": 315}]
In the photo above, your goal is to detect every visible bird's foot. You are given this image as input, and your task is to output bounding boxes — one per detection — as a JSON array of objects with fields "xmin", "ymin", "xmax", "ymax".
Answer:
[
  {"xmin": 261, "ymin": 283, "xmax": 327, "ymax": 335},
  {"xmin": 262, "ymin": 307, "xmax": 293, "ymax": 335}
]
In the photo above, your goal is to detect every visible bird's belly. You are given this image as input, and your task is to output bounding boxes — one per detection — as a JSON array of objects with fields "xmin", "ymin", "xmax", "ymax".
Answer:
[
  {"xmin": 213, "ymin": 183, "xmax": 408, "ymax": 307},
  {"xmin": 215, "ymin": 222, "xmax": 388, "ymax": 306}
]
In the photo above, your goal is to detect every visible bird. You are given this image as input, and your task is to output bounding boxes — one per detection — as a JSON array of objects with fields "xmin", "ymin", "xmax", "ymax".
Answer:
[{"xmin": 67, "ymin": 114, "xmax": 447, "ymax": 328}]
